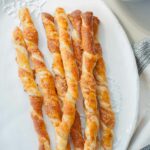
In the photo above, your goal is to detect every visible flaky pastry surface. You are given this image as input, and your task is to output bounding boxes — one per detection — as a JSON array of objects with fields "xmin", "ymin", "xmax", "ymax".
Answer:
[
  {"xmin": 42, "ymin": 12, "xmax": 84, "ymax": 150},
  {"xmin": 54, "ymin": 8, "xmax": 79, "ymax": 150},
  {"xmin": 69, "ymin": 10, "xmax": 82, "ymax": 77},
  {"xmin": 18, "ymin": 8, "xmax": 63, "ymax": 148},
  {"xmin": 80, "ymin": 12, "xmax": 99, "ymax": 150},
  {"xmin": 13, "ymin": 27, "xmax": 50, "ymax": 150},
  {"xmin": 93, "ymin": 16, "xmax": 115, "ymax": 150}
]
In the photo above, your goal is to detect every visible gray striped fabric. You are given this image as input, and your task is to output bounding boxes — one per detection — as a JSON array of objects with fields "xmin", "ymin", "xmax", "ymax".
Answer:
[
  {"xmin": 141, "ymin": 145, "xmax": 150, "ymax": 150},
  {"xmin": 133, "ymin": 38, "xmax": 150, "ymax": 74},
  {"xmin": 134, "ymin": 38, "xmax": 150, "ymax": 149}
]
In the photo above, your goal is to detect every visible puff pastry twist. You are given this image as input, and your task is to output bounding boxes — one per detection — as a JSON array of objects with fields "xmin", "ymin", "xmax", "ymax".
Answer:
[
  {"xmin": 13, "ymin": 27, "xmax": 50, "ymax": 150},
  {"xmin": 80, "ymin": 12, "xmax": 99, "ymax": 150},
  {"xmin": 68, "ymin": 10, "xmax": 85, "ymax": 150},
  {"xmin": 42, "ymin": 12, "xmax": 84, "ymax": 150},
  {"xmin": 68, "ymin": 10, "xmax": 82, "ymax": 76},
  {"xmin": 18, "ymin": 8, "xmax": 62, "ymax": 147},
  {"xmin": 41, "ymin": 13, "xmax": 66, "ymax": 106},
  {"xmin": 93, "ymin": 16, "xmax": 115, "ymax": 150},
  {"xmin": 55, "ymin": 8, "xmax": 79, "ymax": 150},
  {"xmin": 42, "ymin": 13, "xmax": 70, "ymax": 150}
]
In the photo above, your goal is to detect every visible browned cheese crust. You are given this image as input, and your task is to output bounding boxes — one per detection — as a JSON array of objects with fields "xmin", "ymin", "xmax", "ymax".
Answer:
[
  {"xmin": 42, "ymin": 12, "xmax": 84, "ymax": 150},
  {"xmin": 41, "ymin": 13, "xmax": 66, "ymax": 105},
  {"xmin": 54, "ymin": 8, "xmax": 79, "ymax": 150},
  {"xmin": 93, "ymin": 16, "xmax": 115, "ymax": 150},
  {"xmin": 70, "ymin": 111, "xmax": 84, "ymax": 150},
  {"xmin": 68, "ymin": 10, "xmax": 82, "ymax": 76},
  {"xmin": 18, "ymin": 8, "xmax": 62, "ymax": 148},
  {"xmin": 13, "ymin": 27, "xmax": 50, "ymax": 150},
  {"xmin": 80, "ymin": 12, "xmax": 99, "ymax": 150},
  {"xmin": 68, "ymin": 10, "xmax": 85, "ymax": 150}
]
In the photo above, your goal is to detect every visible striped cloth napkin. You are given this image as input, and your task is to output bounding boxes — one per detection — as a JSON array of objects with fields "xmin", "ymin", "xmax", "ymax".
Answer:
[{"xmin": 129, "ymin": 38, "xmax": 150, "ymax": 150}]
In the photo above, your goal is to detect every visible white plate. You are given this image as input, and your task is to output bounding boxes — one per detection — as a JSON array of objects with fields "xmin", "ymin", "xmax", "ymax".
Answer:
[{"xmin": 0, "ymin": 0, "xmax": 139, "ymax": 150}]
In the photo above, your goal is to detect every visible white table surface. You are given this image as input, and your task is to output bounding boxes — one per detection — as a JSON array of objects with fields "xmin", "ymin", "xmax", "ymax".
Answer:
[{"xmin": 104, "ymin": 0, "xmax": 150, "ymax": 43}]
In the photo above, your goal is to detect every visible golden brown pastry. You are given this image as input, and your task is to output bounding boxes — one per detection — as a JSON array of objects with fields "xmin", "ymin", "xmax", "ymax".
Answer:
[
  {"xmin": 93, "ymin": 16, "xmax": 115, "ymax": 150},
  {"xmin": 80, "ymin": 12, "xmax": 99, "ymax": 150},
  {"xmin": 13, "ymin": 27, "xmax": 50, "ymax": 150},
  {"xmin": 55, "ymin": 8, "xmax": 79, "ymax": 150},
  {"xmin": 41, "ymin": 12, "xmax": 66, "ymax": 105},
  {"xmin": 68, "ymin": 10, "xmax": 85, "ymax": 149},
  {"xmin": 42, "ymin": 12, "xmax": 84, "ymax": 150},
  {"xmin": 68, "ymin": 10, "xmax": 82, "ymax": 76},
  {"xmin": 18, "ymin": 8, "xmax": 62, "ymax": 147},
  {"xmin": 70, "ymin": 111, "xmax": 84, "ymax": 150}
]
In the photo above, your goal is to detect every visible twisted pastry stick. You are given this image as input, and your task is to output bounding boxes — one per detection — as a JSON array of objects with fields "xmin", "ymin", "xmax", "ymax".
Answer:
[
  {"xmin": 18, "ymin": 8, "xmax": 62, "ymax": 146},
  {"xmin": 42, "ymin": 13, "xmax": 84, "ymax": 150},
  {"xmin": 41, "ymin": 13, "xmax": 66, "ymax": 104},
  {"xmin": 93, "ymin": 16, "xmax": 115, "ymax": 150},
  {"xmin": 13, "ymin": 27, "xmax": 50, "ymax": 150},
  {"xmin": 80, "ymin": 12, "xmax": 99, "ymax": 150},
  {"xmin": 68, "ymin": 10, "xmax": 82, "ymax": 76},
  {"xmin": 55, "ymin": 8, "xmax": 79, "ymax": 150},
  {"xmin": 68, "ymin": 11, "xmax": 85, "ymax": 149},
  {"xmin": 70, "ymin": 111, "xmax": 84, "ymax": 150},
  {"xmin": 41, "ymin": 13, "xmax": 71, "ymax": 150}
]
